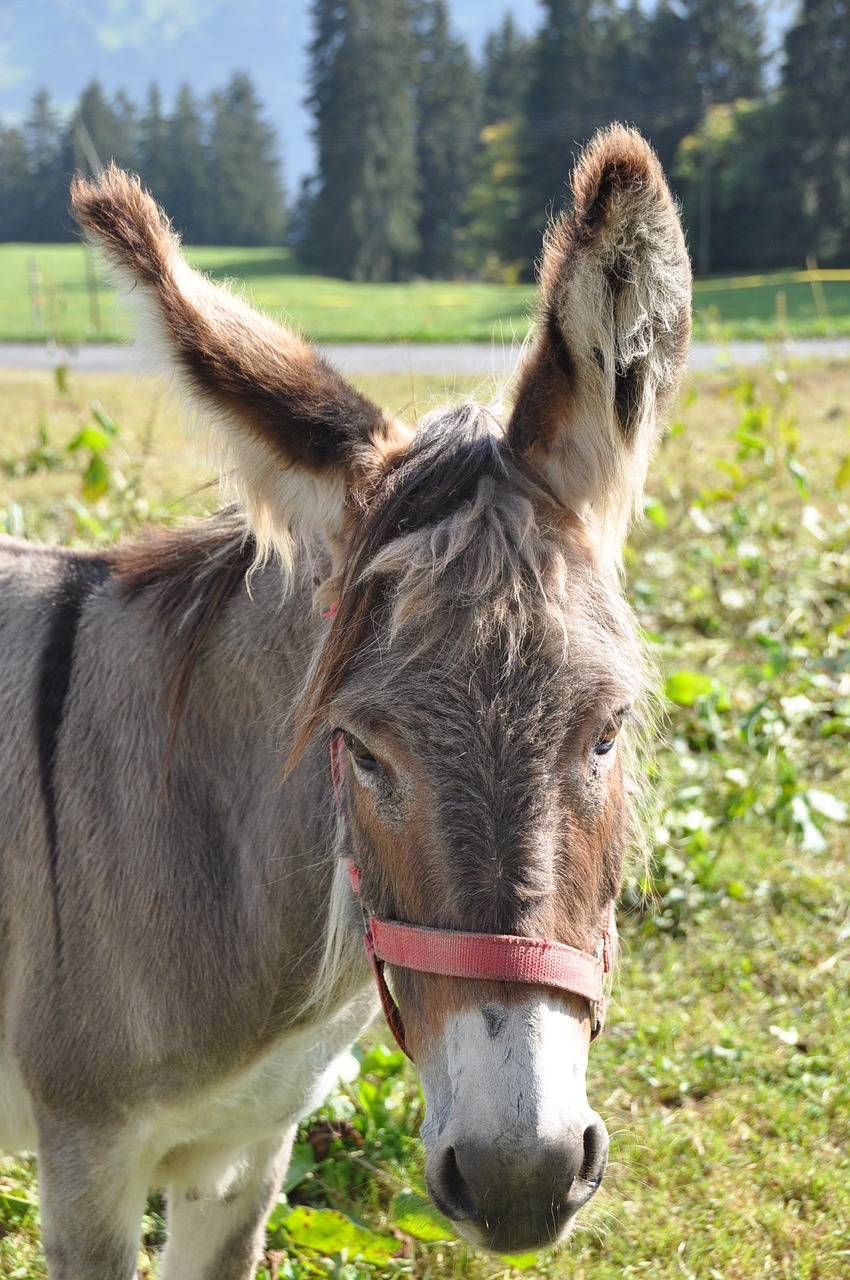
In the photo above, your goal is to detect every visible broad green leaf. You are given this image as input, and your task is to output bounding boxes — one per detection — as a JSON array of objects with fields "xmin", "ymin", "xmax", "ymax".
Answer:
[
  {"xmin": 643, "ymin": 495, "xmax": 668, "ymax": 528},
  {"xmin": 0, "ymin": 1189, "xmax": 35, "ymax": 1214},
  {"xmin": 69, "ymin": 423, "xmax": 113, "ymax": 454},
  {"xmin": 82, "ymin": 455, "xmax": 110, "ymax": 501},
  {"xmin": 281, "ymin": 1142, "xmax": 317, "ymax": 1194},
  {"xmin": 283, "ymin": 1206, "xmax": 398, "ymax": 1264},
  {"xmin": 665, "ymin": 671, "xmax": 716, "ymax": 706},
  {"xmin": 499, "ymin": 1251, "xmax": 542, "ymax": 1270},
  {"xmin": 820, "ymin": 717, "xmax": 850, "ymax": 739},
  {"xmin": 392, "ymin": 1191, "xmax": 453, "ymax": 1242},
  {"xmin": 359, "ymin": 1042, "xmax": 406, "ymax": 1076},
  {"xmin": 266, "ymin": 1198, "xmax": 291, "ymax": 1232},
  {"xmin": 835, "ymin": 454, "xmax": 850, "ymax": 489}
]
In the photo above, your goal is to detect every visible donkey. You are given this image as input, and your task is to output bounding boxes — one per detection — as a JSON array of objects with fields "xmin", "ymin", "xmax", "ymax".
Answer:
[{"xmin": 0, "ymin": 125, "xmax": 690, "ymax": 1278}]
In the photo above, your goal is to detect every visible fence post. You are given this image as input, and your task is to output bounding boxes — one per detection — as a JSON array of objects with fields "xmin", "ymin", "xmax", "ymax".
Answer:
[
  {"xmin": 805, "ymin": 255, "xmax": 829, "ymax": 325},
  {"xmin": 28, "ymin": 258, "xmax": 43, "ymax": 331}
]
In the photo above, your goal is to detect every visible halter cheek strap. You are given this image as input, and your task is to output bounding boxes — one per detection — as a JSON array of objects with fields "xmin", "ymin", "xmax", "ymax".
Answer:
[{"xmin": 330, "ymin": 729, "xmax": 616, "ymax": 1061}]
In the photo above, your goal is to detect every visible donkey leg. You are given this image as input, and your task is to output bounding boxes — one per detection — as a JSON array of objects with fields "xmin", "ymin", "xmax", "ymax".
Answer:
[
  {"xmin": 160, "ymin": 1127, "xmax": 295, "ymax": 1280},
  {"xmin": 36, "ymin": 1116, "xmax": 150, "ymax": 1280}
]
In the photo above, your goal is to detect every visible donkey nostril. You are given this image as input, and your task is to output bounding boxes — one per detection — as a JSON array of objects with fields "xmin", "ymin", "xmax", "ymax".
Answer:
[
  {"xmin": 427, "ymin": 1144, "xmax": 479, "ymax": 1223},
  {"xmin": 578, "ymin": 1119, "xmax": 609, "ymax": 1190}
]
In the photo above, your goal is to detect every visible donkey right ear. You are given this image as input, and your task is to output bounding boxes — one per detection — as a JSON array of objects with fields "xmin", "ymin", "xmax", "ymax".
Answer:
[
  {"xmin": 507, "ymin": 126, "xmax": 691, "ymax": 567},
  {"xmin": 71, "ymin": 166, "xmax": 411, "ymax": 566}
]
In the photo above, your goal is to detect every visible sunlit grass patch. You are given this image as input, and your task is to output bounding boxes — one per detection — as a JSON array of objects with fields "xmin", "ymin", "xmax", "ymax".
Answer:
[{"xmin": 4, "ymin": 242, "xmax": 850, "ymax": 346}]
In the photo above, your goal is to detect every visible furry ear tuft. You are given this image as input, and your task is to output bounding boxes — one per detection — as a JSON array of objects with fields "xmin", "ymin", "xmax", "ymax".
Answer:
[
  {"xmin": 508, "ymin": 125, "xmax": 692, "ymax": 567},
  {"xmin": 72, "ymin": 166, "xmax": 411, "ymax": 567}
]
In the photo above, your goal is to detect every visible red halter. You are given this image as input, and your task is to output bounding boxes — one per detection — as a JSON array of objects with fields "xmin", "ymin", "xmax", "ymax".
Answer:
[{"xmin": 329, "ymin": 727, "xmax": 616, "ymax": 1061}]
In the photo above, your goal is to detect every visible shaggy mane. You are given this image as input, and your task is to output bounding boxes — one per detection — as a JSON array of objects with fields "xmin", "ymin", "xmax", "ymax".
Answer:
[{"xmin": 288, "ymin": 404, "xmax": 603, "ymax": 766}]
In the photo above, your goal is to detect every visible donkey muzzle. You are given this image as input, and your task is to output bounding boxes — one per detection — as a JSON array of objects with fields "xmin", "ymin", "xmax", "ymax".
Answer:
[
  {"xmin": 425, "ymin": 1113, "xmax": 609, "ymax": 1253},
  {"xmin": 417, "ymin": 993, "xmax": 606, "ymax": 1254}
]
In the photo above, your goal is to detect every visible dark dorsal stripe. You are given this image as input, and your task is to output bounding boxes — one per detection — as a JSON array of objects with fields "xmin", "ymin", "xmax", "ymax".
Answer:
[{"xmin": 37, "ymin": 555, "xmax": 111, "ymax": 948}]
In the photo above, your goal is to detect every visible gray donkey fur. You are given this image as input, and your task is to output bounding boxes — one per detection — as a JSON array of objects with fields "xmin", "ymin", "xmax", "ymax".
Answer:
[{"xmin": 0, "ymin": 126, "xmax": 690, "ymax": 1278}]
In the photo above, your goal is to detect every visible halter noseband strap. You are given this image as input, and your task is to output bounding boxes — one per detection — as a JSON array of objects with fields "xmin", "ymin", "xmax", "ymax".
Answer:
[{"xmin": 330, "ymin": 729, "xmax": 616, "ymax": 1061}]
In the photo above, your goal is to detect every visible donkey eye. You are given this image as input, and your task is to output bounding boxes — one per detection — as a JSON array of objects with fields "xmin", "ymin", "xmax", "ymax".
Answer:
[
  {"xmin": 593, "ymin": 723, "xmax": 620, "ymax": 756},
  {"xmin": 343, "ymin": 731, "xmax": 381, "ymax": 773}
]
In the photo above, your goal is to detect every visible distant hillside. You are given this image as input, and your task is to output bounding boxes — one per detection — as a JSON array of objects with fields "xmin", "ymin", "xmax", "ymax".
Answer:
[{"xmin": 0, "ymin": 0, "xmax": 541, "ymax": 186}]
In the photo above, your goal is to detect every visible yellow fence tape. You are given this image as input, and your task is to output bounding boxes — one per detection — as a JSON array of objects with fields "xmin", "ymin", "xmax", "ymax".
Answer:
[{"xmin": 694, "ymin": 269, "xmax": 850, "ymax": 292}]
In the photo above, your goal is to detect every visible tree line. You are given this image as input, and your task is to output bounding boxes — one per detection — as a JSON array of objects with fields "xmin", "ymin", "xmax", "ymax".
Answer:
[
  {"xmin": 300, "ymin": 0, "xmax": 849, "ymax": 280},
  {"xmin": 1, "ymin": 0, "xmax": 848, "ymax": 279},
  {"xmin": 0, "ymin": 74, "xmax": 285, "ymax": 246}
]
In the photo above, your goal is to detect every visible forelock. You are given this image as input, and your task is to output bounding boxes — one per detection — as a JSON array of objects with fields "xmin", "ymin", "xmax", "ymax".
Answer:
[{"xmin": 289, "ymin": 401, "xmax": 648, "ymax": 761}]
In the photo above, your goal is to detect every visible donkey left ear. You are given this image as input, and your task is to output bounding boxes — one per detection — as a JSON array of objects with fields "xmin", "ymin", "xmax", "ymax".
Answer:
[
  {"xmin": 507, "ymin": 125, "xmax": 691, "ymax": 565},
  {"xmin": 71, "ymin": 166, "xmax": 410, "ymax": 568}
]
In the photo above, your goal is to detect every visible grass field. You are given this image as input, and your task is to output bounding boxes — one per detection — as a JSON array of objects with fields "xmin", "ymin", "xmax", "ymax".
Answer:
[
  {"xmin": 692, "ymin": 270, "xmax": 850, "ymax": 340},
  {"xmin": 0, "ymin": 243, "xmax": 534, "ymax": 345},
  {"xmin": 2, "ymin": 241, "xmax": 850, "ymax": 345},
  {"xmin": 0, "ymin": 357, "xmax": 849, "ymax": 1278}
]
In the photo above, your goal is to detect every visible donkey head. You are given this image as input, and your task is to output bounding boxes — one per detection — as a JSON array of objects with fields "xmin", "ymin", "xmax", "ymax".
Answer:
[{"xmin": 72, "ymin": 126, "xmax": 690, "ymax": 1254}]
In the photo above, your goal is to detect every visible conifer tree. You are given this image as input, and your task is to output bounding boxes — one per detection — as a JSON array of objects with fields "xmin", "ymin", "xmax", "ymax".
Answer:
[
  {"xmin": 638, "ymin": 0, "xmax": 764, "ymax": 174},
  {"xmin": 23, "ymin": 89, "xmax": 69, "ymax": 240},
  {"xmin": 161, "ymin": 84, "xmax": 210, "ymax": 242},
  {"xmin": 72, "ymin": 81, "xmax": 137, "ymax": 174},
  {"xmin": 412, "ymin": 0, "xmax": 479, "ymax": 277},
  {"xmin": 481, "ymin": 14, "xmax": 533, "ymax": 127},
  {"xmin": 680, "ymin": 0, "xmax": 764, "ymax": 103},
  {"xmin": 784, "ymin": 0, "xmax": 850, "ymax": 263},
  {"xmin": 304, "ymin": 0, "xmax": 420, "ymax": 280},
  {"xmin": 205, "ymin": 72, "xmax": 286, "ymax": 245},
  {"xmin": 137, "ymin": 85, "xmax": 170, "ymax": 205},
  {"xmin": 515, "ymin": 0, "xmax": 617, "ymax": 268},
  {"xmin": 0, "ymin": 124, "xmax": 30, "ymax": 240}
]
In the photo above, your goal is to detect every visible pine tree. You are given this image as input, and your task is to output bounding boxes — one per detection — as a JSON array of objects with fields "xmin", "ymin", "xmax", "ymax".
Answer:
[
  {"xmin": 72, "ymin": 81, "xmax": 137, "ymax": 174},
  {"xmin": 205, "ymin": 72, "xmax": 286, "ymax": 245},
  {"xmin": 637, "ymin": 0, "xmax": 765, "ymax": 174},
  {"xmin": 137, "ymin": 84, "xmax": 171, "ymax": 205},
  {"xmin": 412, "ymin": 0, "xmax": 479, "ymax": 276},
  {"xmin": 632, "ymin": 2, "xmax": 702, "ymax": 175},
  {"xmin": 23, "ymin": 90, "xmax": 69, "ymax": 240},
  {"xmin": 679, "ymin": 0, "xmax": 765, "ymax": 103},
  {"xmin": 784, "ymin": 0, "xmax": 850, "ymax": 264},
  {"xmin": 0, "ymin": 124, "xmax": 29, "ymax": 240},
  {"xmin": 481, "ymin": 14, "xmax": 533, "ymax": 127},
  {"xmin": 161, "ymin": 84, "xmax": 211, "ymax": 242},
  {"xmin": 515, "ymin": 0, "xmax": 618, "ymax": 269},
  {"xmin": 304, "ymin": 0, "xmax": 420, "ymax": 281}
]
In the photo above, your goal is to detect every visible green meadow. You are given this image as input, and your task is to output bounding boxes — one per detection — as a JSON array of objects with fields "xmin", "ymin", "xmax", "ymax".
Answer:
[
  {"xmin": 0, "ymin": 243, "xmax": 533, "ymax": 345},
  {"xmin": 0, "ymin": 356, "xmax": 849, "ymax": 1278},
  {"xmin": 2, "ymin": 241, "xmax": 850, "ymax": 344}
]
